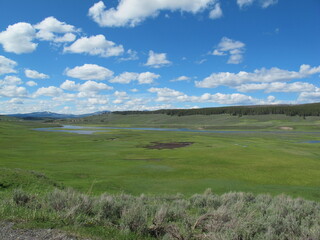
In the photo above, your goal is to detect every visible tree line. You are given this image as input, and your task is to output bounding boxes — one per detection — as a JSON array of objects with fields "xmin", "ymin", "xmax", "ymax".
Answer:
[{"xmin": 112, "ymin": 103, "xmax": 320, "ymax": 117}]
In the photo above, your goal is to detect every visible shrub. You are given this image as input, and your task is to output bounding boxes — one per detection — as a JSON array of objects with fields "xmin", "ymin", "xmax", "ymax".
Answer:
[
  {"xmin": 13, "ymin": 189, "xmax": 30, "ymax": 206},
  {"xmin": 120, "ymin": 202, "xmax": 148, "ymax": 234}
]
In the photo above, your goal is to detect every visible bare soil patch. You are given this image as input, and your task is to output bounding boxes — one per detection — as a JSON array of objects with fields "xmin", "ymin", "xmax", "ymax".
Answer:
[
  {"xmin": 146, "ymin": 142, "xmax": 194, "ymax": 150},
  {"xmin": 0, "ymin": 222, "xmax": 89, "ymax": 240}
]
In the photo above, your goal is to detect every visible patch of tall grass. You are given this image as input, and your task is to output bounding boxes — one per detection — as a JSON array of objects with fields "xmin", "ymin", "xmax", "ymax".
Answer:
[{"xmin": 1, "ymin": 188, "xmax": 319, "ymax": 239}]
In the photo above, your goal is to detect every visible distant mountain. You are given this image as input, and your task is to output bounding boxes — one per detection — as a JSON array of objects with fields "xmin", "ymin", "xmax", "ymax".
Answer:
[{"xmin": 7, "ymin": 111, "xmax": 110, "ymax": 119}]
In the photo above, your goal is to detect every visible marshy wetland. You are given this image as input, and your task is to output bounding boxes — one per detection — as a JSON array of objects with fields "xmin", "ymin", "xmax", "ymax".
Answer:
[
  {"xmin": 1, "ymin": 114, "xmax": 320, "ymax": 200},
  {"xmin": 1, "ymin": 113, "xmax": 320, "ymax": 239}
]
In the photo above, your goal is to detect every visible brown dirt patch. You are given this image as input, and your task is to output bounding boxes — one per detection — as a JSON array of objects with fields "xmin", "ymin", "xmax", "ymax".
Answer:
[{"xmin": 146, "ymin": 142, "xmax": 194, "ymax": 150}]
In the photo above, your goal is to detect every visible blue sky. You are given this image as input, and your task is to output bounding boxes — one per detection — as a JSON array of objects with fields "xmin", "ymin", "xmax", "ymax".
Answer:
[{"xmin": 0, "ymin": 0, "xmax": 319, "ymax": 114}]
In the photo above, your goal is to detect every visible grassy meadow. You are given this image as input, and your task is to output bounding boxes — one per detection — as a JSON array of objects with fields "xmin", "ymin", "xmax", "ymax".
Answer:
[
  {"xmin": 1, "ymin": 114, "xmax": 320, "ymax": 239},
  {"xmin": 0, "ymin": 114, "xmax": 320, "ymax": 200}
]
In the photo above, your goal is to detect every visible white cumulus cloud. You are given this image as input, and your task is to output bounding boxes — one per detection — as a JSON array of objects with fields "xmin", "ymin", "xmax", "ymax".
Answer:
[
  {"xmin": 196, "ymin": 64, "xmax": 320, "ymax": 88},
  {"xmin": 0, "ymin": 22, "xmax": 37, "ymax": 54},
  {"xmin": 34, "ymin": 16, "xmax": 79, "ymax": 42},
  {"xmin": 26, "ymin": 81, "xmax": 37, "ymax": 87},
  {"xmin": 65, "ymin": 64, "xmax": 114, "ymax": 81},
  {"xmin": 110, "ymin": 71, "xmax": 160, "ymax": 84},
  {"xmin": 53, "ymin": 33, "xmax": 76, "ymax": 43},
  {"xmin": 25, "ymin": 69, "xmax": 49, "ymax": 79},
  {"xmin": 236, "ymin": 82, "xmax": 316, "ymax": 93},
  {"xmin": 209, "ymin": 3, "xmax": 223, "ymax": 19},
  {"xmin": 212, "ymin": 37, "xmax": 245, "ymax": 64},
  {"xmin": 145, "ymin": 50, "xmax": 171, "ymax": 68},
  {"xmin": 0, "ymin": 76, "xmax": 22, "ymax": 86},
  {"xmin": 298, "ymin": 88, "xmax": 320, "ymax": 103},
  {"xmin": 89, "ymin": 0, "xmax": 216, "ymax": 27},
  {"xmin": 33, "ymin": 86, "xmax": 64, "ymax": 97},
  {"xmin": 79, "ymin": 80, "xmax": 113, "ymax": 92},
  {"xmin": 64, "ymin": 34, "xmax": 124, "ymax": 57},
  {"xmin": 148, "ymin": 87, "xmax": 261, "ymax": 105},
  {"xmin": 60, "ymin": 80, "xmax": 113, "ymax": 93},
  {"xmin": 0, "ymin": 56, "xmax": 17, "ymax": 75},
  {"xmin": 0, "ymin": 76, "xmax": 28, "ymax": 98}
]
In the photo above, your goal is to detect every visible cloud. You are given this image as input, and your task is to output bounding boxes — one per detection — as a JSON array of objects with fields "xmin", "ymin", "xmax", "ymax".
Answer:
[
  {"xmin": 109, "ymin": 72, "xmax": 137, "ymax": 84},
  {"xmin": 0, "ymin": 76, "xmax": 22, "ymax": 86},
  {"xmin": 197, "ymin": 92, "xmax": 256, "ymax": 105},
  {"xmin": 87, "ymin": 96, "xmax": 109, "ymax": 105},
  {"xmin": 170, "ymin": 76, "xmax": 191, "ymax": 82},
  {"xmin": 64, "ymin": 35, "xmax": 124, "ymax": 57},
  {"xmin": 34, "ymin": 16, "xmax": 79, "ymax": 42},
  {"xmin": 8, "ymin": 98, "xmax": 23, "ymax": 104},
  {"xmin": 148, "ymin": 87, "xmax": 189, "ymax": 102},
  {"xmin": 53, "ymin": 33, "xmax": 76, "ymax": 43},
  {"xmin": 113, "ymin": 91, "xmax": 129, "ymax": 104},
  {"xmin": 138, "ymin": 72, "xmax": 160, "ymax": 84},
  {"xmin": 196, "ymin": 64, "xmax": 320, "ymax": 88},
  {"xmin": 236, "ymin": 82, "xmax": 316, "ymax": 93},
  {"xmin": 60, "ymin": 80, "xmax": 113, "ymax": 93},
  {"xmin": 65, "ymin": 64, "xmax": 114, "ymax": 80},
  {"xmin": 260, "ymin": 0, "xmax": 278, "ymax": 8},
  {"xmin": 118, "ymin": 49, "xmax": 139, "ymax": 62},
  {"xmin": 0, "ymin": 56, "xmax": 17, "ymax": 75},
  {"xmin": 145, "ymin": 50, "xmax": 171, "ymax": 68},
  {"xmin": 236, "ymin": 0, "xmax": 254, "ymax": 8},
  {"xmin": 0, "ymin": 22, "xmax": 37, "ymax": 54},
  {"xmin": 209, "ymin": 3, "xmax": 223, "ymax": 19},
  {"xmin": 148, "ymin": 87, "xmax": 261, "ymax": 105},
  {"xmin": 88, "ymin": 0, "xmax": 216, "ymax": 27},
  {"xmin": 60, "ymin": 80, "xmax": 79, "ymax": 91},
  {"xmin": 0, "ymin": 86, "xmax": 28, "ymax": 98},
  {"xmin": 236, "ymin": 0, "xmax": 278, "ymax": 8},
  {"xmin": 33, "ymin": 86, "xmax": 64, "ymax": 97},
  {"xmin": 78, "ymin": 80, "xmax": 113, "ymax": 92},
  {"xmin": 298, "ymin": 89, "xmax": 320, "ymax": 103},
  {"xmin": 195, "ymin": 59, "xmax": 207, "ymax": 65},
  {"xmin": 0, "ymin": 76, "xmax": 28, "ymax": 98},
  {"xmin": 26, "ymin": 81, "xmax": 37, "ymax": 87},
  {"xmin": 25, "ymin": 69, "xmax": 49, "ymax": 79},
  {"xmin": 110, "ymin": 71, "xmax": 160, "ymax": 84},
  {"xmin": 212, "ymin": 37, "xmax": 245, "ymax": 64}
]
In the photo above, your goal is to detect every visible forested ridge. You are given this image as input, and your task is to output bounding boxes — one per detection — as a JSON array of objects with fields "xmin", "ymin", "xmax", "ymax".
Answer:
[{"xmin": 113, "ymin": 103, "xmax": 320, "ymax": 117}]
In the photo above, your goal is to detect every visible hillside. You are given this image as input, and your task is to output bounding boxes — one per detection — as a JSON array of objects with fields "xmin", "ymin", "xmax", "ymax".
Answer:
[{"xmin": 0, "ymin": 168, "xmax": 319, "ymax": 240}]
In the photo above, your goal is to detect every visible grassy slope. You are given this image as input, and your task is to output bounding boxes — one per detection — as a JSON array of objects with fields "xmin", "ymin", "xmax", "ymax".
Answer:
[
  {"xmin": 0, "ymin": 169, "xmax": 319, "ymax": 240},
  {"xmin": 0, "ymin": 115, "xmax": 319, "ymax": 200}
]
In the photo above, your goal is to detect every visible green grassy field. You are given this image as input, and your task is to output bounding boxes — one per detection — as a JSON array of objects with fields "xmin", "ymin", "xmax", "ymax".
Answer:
[{"xmin": 1, "ymin": 114, "xmax": 320, "ymax": 201}]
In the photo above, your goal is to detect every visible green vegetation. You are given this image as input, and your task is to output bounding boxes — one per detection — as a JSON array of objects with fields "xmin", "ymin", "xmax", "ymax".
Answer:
[
  {"xmin": 0, "ymin": 117, "xmax": 320, "ymax": 200},
  {"xmin": 1, "ymin": 113, "xmax": 320, "ymax": 238},
  {"xmin": 1, "ymin": 170, "xmax": 319, "ymax": 240},
  {"xmin": 112, "ymin": 102, "xmax": 320, "ymax": 117}
]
